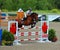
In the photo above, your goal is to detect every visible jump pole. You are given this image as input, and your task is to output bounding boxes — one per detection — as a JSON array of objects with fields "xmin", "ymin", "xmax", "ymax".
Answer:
[
  {"xmin": 8, "ymin": 15, "xmax": 50, "ymax": 45},
  {"xmin": 37, "ymin": 15, "xmax": 50, "ymax": 42},
  {"xmin": 8, "ymin": 21, "xmax": 21, "ymax": 45}
]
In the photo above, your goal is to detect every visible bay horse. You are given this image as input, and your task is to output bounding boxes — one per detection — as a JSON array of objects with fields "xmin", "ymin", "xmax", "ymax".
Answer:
[{"xmin": 16, "ymin": 13, "xmax": 38, "ymax": 28}]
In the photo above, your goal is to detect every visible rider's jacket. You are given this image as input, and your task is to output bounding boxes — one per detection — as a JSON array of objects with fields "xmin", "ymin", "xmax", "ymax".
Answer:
[{"xmin": 17, "ymin": 8, "xmax": 24, "ymax": 20}]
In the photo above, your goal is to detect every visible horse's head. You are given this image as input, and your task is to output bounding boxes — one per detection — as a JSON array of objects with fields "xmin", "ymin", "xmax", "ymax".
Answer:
[{"xmin": 30, "ymin": 13, "xmax": 38, "ymax": 22}]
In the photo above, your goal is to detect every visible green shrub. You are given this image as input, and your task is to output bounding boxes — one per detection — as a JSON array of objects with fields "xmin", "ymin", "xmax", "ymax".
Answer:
[
  {"xmin": 2, "ymin": 9, "xmax": 8, "ymax": 12},
  {"xmin": 51, "ymin": 9, "xmax": 59, "ymax": 13},
  {"xmin": 2, "ymin": 30, "xmax": 14, "ymax": 46},
  {"xmin": 48, "ymin": 29, "xmax": 57, "ymax": 42},
  {"xmin": 2, "ymin": 30, "xmax": 14, "ymax": 41}
]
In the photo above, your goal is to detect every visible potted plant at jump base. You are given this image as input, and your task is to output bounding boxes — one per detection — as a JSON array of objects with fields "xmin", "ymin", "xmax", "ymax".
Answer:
[
  {"xmin": 2, "ymin": 30, "xmax": 14, "ymax": 46},
  {"xmin": 48, "ymin": 29, "xmax": 58, "ymax": 42}
]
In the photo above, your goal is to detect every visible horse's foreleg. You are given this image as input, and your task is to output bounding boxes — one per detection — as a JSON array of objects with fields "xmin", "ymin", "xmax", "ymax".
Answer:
[
  {"xmin": 31, "ymin": 23, "xmax": 36, "ymax": 28},
  {"xmin": 31, "ymin": 20, "xmax": 36, "ymax": 28},
  {"xmin": 22, "ymin": 25, "xmax": 24, "ymax": 28}
]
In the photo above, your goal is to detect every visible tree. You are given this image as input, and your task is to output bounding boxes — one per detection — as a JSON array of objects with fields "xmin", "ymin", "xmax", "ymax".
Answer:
[
  {"xmin": 0, "ymin": 0, "xmax": 4, "ymax": 9},
  {"xmin": 54, "ymin": 0, "xmax": 60, "ymax": 9},
  {"xmin": 36, "ymin": 0, "xmax": 49, "ymax": 10},
  {"xmin": 0, "ymin": 0, "xmax": 60, "ymax": 11}
]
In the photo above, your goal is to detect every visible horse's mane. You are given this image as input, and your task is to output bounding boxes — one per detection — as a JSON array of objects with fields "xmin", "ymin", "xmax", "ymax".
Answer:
[
  {"xmin": 30, "ymin": 12, "xmax": 38, "ymax": 18},
  {"xmin": 30, "ymin": 12, "xmax": 38, "ymax": 16}
]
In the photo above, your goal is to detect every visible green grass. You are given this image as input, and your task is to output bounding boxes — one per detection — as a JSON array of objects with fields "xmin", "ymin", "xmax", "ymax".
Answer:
[
  {"xmin": 1, "ymin": 9, "xmax": 60, "ymax": 15},
  {"xmin": 33, "ymin": 9, "xmax": 60, "ymax": 15}
]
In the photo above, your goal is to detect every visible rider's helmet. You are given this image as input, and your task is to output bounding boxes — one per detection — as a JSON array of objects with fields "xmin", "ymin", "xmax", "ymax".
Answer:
[
  {"xmin": 18, "ymin": 8, "xmax": 23, "ymax": 12},
  {"xmin": 29, "ymin": 8, "xmax": 32, "ymax": 11}
]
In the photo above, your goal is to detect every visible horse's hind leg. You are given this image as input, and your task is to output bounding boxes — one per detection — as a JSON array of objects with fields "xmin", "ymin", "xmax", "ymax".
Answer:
[
  {"xmin": 31, "ymin": 25, "xmax": 34, "ymax": 28},
  {"xmin": 31, "ymin": 21, "xmax": 36, "ymax": 28}
]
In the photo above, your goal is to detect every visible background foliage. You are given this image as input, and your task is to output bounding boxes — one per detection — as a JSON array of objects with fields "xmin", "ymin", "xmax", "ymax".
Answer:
[{"xmin": 0, "ymin": 0, "xmax": 60, "ymax": 11}]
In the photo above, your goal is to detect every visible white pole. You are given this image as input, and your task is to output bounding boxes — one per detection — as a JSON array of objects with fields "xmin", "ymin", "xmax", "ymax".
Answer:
[
  {"xmin": 8, "ymin": 21, "xmax": 21, "ymax": 45},
  {"xmin": 37, "ymin": 15, "xmax": 50, "ymax": 43}
]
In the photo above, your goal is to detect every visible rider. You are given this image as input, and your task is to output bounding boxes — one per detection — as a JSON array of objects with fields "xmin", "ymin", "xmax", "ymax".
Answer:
[
  {"xmin": 17, "ymin": 8, "xmax": 24, "ymax": 20},
  {"xmin": 26, "ymin": 8, "xmax": 32, "ymax": 16}
]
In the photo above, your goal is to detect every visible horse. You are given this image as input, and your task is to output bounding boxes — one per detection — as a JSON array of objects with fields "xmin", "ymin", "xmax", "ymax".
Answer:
[{"xmin": 16, "ymin": 13, "xmax": 38, "ymax": 28}]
